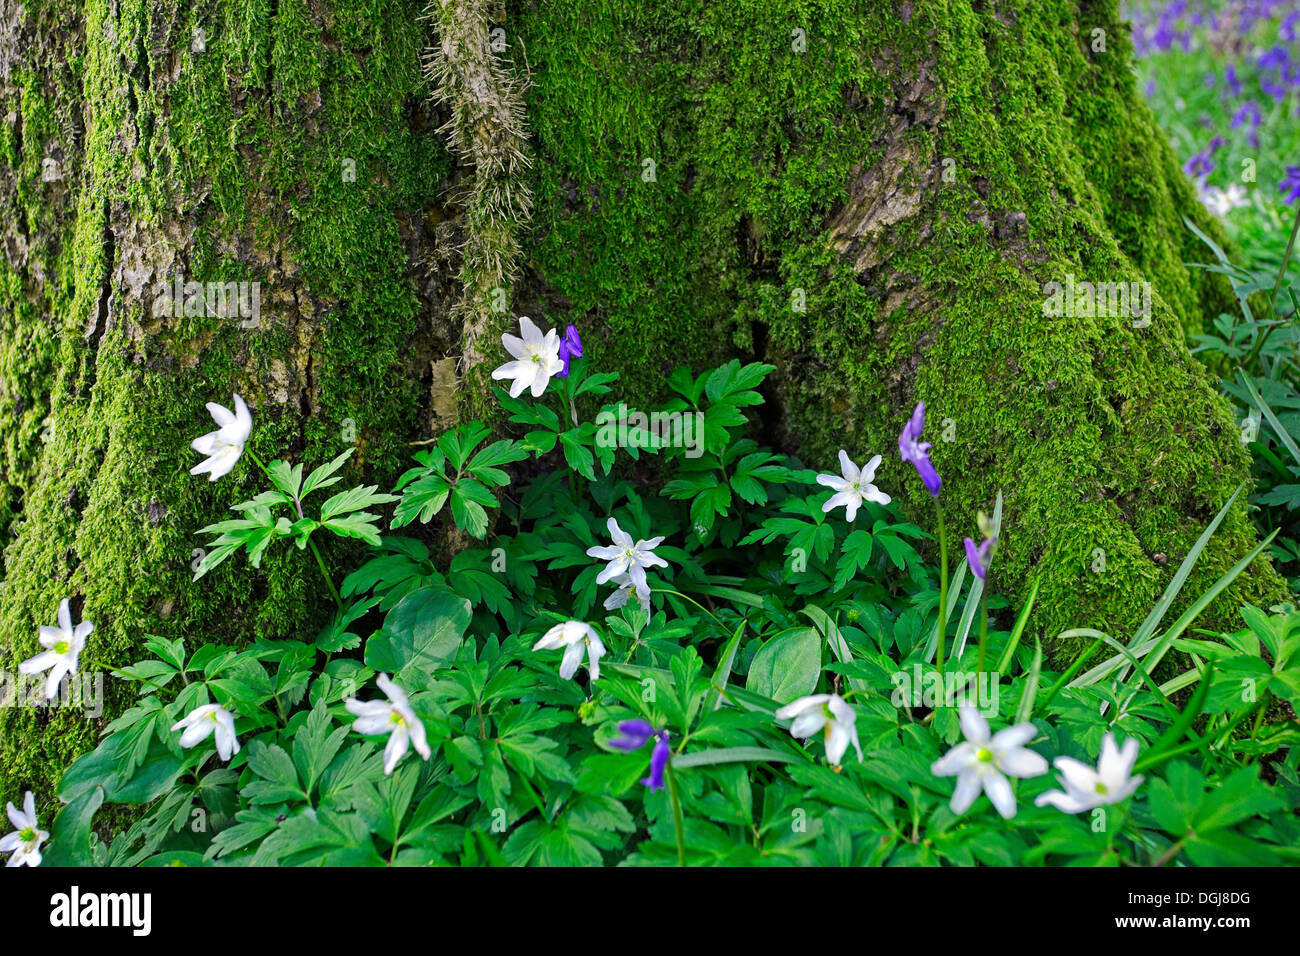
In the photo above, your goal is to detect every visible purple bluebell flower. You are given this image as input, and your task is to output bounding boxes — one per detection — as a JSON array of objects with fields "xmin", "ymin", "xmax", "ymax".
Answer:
[
  {"xmin": 642, "ymin": 732, "xmax": 671, "ymax": 791},
  {"xmin": 607, "ymin": 720, "xmax": 672, "ymax": 790},
  {"xmin": 1231, "ymin": 100, "xmax": 1262, "ymax": 130},
  {"xmin": 1225, "ymin": 63, "xmax": 1241, "ymax": 98},
  {"xmin": 609, "ymin": 719, "xmax": 656, "ymax": 751},
  {"xmin": 964, "ymin": 536, "xmax": 993, "ymax": 580},
  {"xmin": 963, "ymin": 511, "xmax": 998, "ymax": 580},
  {"xmin": 556, "ymin": 324, "xmax": 583, "ymax": 378},
  {"xmin": 1183, "ymin": 135, "xmax": 1225, "ymax": 179},
  {"xmin": 1280, "ymin": 166, "xmax": 1300, "ymax": 205},
  {"xmin": 1284, "ymin": 11, "xmax": 1300, "ymax": 42},
  {"xmin": 899, "ymin": 401, "xmax": 941, "ymax": 497}
]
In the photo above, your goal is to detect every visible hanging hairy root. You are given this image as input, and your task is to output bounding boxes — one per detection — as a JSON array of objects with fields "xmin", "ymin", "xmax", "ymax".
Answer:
[{"xmin": 423, "ymin": 0, "xmax": 533, "ymax": 414}]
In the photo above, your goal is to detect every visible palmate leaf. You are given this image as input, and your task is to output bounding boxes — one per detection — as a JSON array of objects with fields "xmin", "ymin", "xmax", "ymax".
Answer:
[
  {"xmin": 449, "ymin": 478, "xmax": 498, "ymax": 538},
  {"xmin": 391, "ymin": 473, "xmax": 451, "ymax": 528},
  {"xmin": 302, "ymin": 448, "xmax": 356, "ymax": 498},
  {"xmin": 437, "ymin": 421, "xmax": 492, "ymax": 471},
  {"xmin": 193, "ymin": 506, "xmax": 290, "ymax": 579},
  {"xmin": 320, "ymin": 484, "xmax": 399, "ymax": 521},
  {"xmin": 465, "ymin": 439, "xmax": 528, "ymax": 485},
  {"xmin": 266, "ymin": 459, "xmax": 304, "ymax": 500}
]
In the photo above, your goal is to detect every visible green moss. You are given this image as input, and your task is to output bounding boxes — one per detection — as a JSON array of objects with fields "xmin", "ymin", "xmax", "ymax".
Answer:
[
  {"xmin": 509, "ymin": 0, "xmax": 1283, "ymax": 659},
  {"xmin": 0, "ymin": 0, "xmax": 450, "ymax": 798}
]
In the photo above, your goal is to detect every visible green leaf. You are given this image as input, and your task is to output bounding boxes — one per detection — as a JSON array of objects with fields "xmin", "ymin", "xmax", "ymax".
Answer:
[
  {"xmin": 1014, "ymin": 638, "xmax": 1042, "ymax": 724},
  {"xmin": 320, "ymin": 484, "xmax": 399, "ymax": 521},
  {"xmin": 245, "ymin": 741, "xmax": 307, "ymax": 804},
  {"xmin": 302, "ymin": 448, "xmax": 355, "ymax": 498},
  {"xmin": 293, "ymin": 701, "xmax": 351, "ymax": 798},
  {"xmin": 365, "ymin": 586, "xmax": 472, "ymax": 677},
  {"xmin": 391, "ymin": 473, "xmax": 451, "ymax": 528},
  {"xmin": 672, "ymin": 747, "xmax": 801, "ymax": 769},
  {"xmin": 707, "ymin": 621, "xmax": 746, "ymax": 711},
  {"xmin": 42, "ymin": 786, "xmax": 105, "ymax": 867},
  {"xmin": 266, "ymin": 459, "xmax": 304, "ymax": 500},
  {"xmin": 747, "ymin": 628, "xmax": 821, "ymax": 703}
]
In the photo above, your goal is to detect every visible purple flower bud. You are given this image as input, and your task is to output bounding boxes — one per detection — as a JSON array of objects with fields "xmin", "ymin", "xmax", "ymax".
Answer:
[
  {"xmin": 964, "ymin": 535, "xmax": 993, "ymax": 580},
  {"xmin": 1231, "ymin": 101, "xmax": 1261, "ymax": 130},
  {"xmin": 557, "ymin": 324, "xmax": 583, "ymax": 378},
  {"xmin": 609, "ymin": 719, "xmax": 656, "ymax": 752},
  {"xmin": 1224, "ymin": 63, "xmax": 1241, "ymax": 98},
  {"xmin": 641, "ymin": 731, "xmax": 671, "ymax": 792},
  {"xmin": 899, "ymin": 401, "xmax": 942, "ymax": 497},
  {"xmin": 1280, "ymin": 167, "xmax": 1300, "ymax": 206}
]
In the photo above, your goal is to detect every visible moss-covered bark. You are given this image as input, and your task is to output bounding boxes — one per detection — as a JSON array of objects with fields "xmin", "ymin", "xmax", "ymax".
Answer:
[
  {"xmin": 0, "ymin": 0, "xmax": 1284, "ymax": 800},
  {"xmin": 0, "ymin": 0, "xmax": 451, "ymax": 797},
  {"xmin": 503, "ymin": 0, "xmax": 1284, "ymax": 651}
]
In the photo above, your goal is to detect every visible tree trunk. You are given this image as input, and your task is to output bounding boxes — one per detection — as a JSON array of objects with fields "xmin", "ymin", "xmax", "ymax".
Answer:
[{"xmin": 0, "ymin": 0, "xmax": 1283, "ymax": 798}]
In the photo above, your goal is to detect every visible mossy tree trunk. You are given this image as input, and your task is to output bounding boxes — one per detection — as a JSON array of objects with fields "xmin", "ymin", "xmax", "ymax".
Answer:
[{"xmin": 0, "ymin": 0, "xmax": 1282, "ymax": 797}]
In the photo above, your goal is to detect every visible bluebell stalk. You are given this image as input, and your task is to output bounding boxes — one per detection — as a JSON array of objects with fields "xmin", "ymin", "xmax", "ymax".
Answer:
[
  {"xmin": 900, "ymin": 401, "xmax": 948, "ymax": 675},
  {"xmin": 609, "ymin": 719, "xmax": 684, "ymax": 864},
  {"xmin": 964, "ymin": 512, "xmax": 998, "ymax": 675}
]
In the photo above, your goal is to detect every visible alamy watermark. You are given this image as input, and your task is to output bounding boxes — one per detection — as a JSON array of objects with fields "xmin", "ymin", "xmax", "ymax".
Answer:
[
  {"xmin": 890, "ymin": 664, "xmax": 1000, "ymax": 716},
  {"xmin": 1042, "ymin": 273, "xmax": 1152, "ymax": 326},
  {"xmin": 0, "ymin": 669, "xmax": 103, "ymax": 718},
  {"xmin": 152, "ymin": 276, "xmax": 261, "ymax": 328}
]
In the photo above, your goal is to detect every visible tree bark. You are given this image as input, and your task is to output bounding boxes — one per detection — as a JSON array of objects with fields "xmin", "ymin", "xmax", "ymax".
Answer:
[{"xmin": 0, "ymin": 0, "xmax": 1283, "ymax": 798}]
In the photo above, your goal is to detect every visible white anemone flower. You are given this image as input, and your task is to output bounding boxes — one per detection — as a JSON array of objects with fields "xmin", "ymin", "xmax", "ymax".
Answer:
[
  {"xmin": 345, "ymin": 674, "xmax": 431, "ymax": 775},
  {"xmin": 816, "ymin": 450, "xmax": 890, "ymax": 522},
  {"xmin": 190, "ymin": 393, "xmax": 252, "ymax": 481},
  {"xmin": 1035, "ymin": 732, "xmax": 1144, "ymax": 813},
  {"xmin": 19, "ymin": 598, "xmax": 93, "ymax": 700},
  {"xmin": 586, "ymin": 517, "xmax": 668, "ymax": 598},
  {"xmin": 603, "ymin": 572, "xmax": 650, "ymax": 612},
  {"xmin": 533, "ymin": 620, "xmax": 606, "ymax": 682},
  {"xmin": 1199, "ymin": 182, "xmax": 1249, "ymax": 218},
  {"xmin": 491, "ymin": 316, "xmax": 565, "ymax": 398},
  {"xmin": 172, "ymin": 703, "xmax": 241, "ymax": 762},
  {"xmin": 1, "ymin": 792, "xmax": 48, "ymax": 867},
  {"xmin": 775, "ymin": 693, "xmax": 863, "ymax": 765},
  {"xmin": 931, "ymin": 703, "xmax": 1047, "ymax": 819}
]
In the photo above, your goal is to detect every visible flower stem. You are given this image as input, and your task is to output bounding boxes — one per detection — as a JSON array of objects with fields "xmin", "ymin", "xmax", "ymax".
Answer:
[
  {"xmin": 310, "ymin": 538, "xmax": 343, "ymax": 611},
  {"xmin": 1269, "ymin": 200, "xmax": 1300, "ymax": 313},
  {"xmin": 665, "ymin": 761, "xmax": 687, "ymax": 867},
  {"xmin": 934, "ymin": 500, "xmax": 948, "ymax": 677},
  {"xmin": 651, "ymin": 588, "xmax": 727, "ymax": 633},
  {"xmin": 249, "ymin": 449, "xmax": 342, "ymax": 610},
  {"xmin": 976, "ymin": 582, "xmax": 990, "ymax": 676}
]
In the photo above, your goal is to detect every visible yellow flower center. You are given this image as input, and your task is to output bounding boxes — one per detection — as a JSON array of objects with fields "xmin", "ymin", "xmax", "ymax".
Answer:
[
  {"xmin": 54, "ymin": 640, "xmax": 70, "ymax": 654},
  {"xmin": 976, "ymin": 748, "xmax": 994, "ymax": 763},
  {"xmin": 20, "ymin": 827, "xmax": 36, "ymax": 842},
  {"xmin": 1095, "ymin": 782, "xmax": 1108, "ymax": 794}
]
